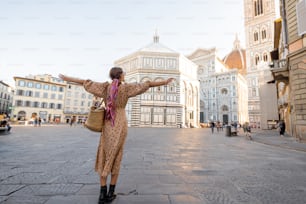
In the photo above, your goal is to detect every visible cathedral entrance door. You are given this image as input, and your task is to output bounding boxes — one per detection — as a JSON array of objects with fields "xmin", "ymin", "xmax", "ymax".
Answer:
[{"xmin": 223, "ymin": 114, "xmax": 228, "ymax": 125}]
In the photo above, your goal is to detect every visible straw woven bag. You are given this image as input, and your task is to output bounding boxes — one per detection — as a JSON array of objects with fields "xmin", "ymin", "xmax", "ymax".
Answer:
[{"xmin": 85, "ymin": 98, "xmax": 105, "ymax": 132}]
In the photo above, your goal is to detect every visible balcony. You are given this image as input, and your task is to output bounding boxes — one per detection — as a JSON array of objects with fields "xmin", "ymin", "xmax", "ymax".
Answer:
[{"xmin": 269, "ymin": 59, "xmax": 289, "ymax": 81}]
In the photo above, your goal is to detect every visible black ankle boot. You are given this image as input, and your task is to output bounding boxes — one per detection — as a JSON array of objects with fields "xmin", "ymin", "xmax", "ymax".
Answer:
[
  {"xmin": 106, "ymin": 184, "xmax": 117, "ymax": 203},
  {"xmin": 98, "ymin": 186, "xmax": 107, "ymax": 204}
]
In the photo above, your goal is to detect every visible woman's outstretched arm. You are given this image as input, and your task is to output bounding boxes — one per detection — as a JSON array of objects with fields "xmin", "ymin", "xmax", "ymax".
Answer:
[
  {"xmin": 58, "ymin": 74, "xmax": 85, "ymax": 85},
  {"xmin": 148, "ymin": 78, "xmax": 174, "ymax": 87}
]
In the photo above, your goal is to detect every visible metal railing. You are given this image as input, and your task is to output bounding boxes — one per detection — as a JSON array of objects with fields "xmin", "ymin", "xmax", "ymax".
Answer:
[{"xmin": 270, "ymin": 59, "xmax": 287, "ymax": 70}]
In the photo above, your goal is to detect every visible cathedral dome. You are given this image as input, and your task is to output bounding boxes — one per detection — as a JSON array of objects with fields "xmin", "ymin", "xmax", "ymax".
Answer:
[{"xmin": 223, "ymin": 35, "xmax": 246, "ymax": 75}]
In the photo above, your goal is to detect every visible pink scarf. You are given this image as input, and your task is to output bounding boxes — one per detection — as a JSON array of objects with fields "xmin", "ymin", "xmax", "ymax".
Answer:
[{"xmin": 105, "ymin": 79, "xmax": 119, "ymax": 126}]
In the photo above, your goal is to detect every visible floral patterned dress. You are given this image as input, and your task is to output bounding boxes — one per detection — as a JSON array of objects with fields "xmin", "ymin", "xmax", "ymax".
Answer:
[{"xmin": 83, "ymin": 80, "xmax": 150, "ymax": 177}]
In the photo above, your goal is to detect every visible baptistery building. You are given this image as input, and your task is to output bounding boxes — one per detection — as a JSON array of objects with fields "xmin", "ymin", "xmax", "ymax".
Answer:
[{"xmin": 114, "ymin": 33, "xmax": 200, "ymax": 128}]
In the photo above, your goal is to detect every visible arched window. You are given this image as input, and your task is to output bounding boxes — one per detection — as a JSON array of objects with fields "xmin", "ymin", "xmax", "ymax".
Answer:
[
  {"xmin": 221, "ymin": 88, "xmax": 228, "ymax": 95},
  {"xmin": 255, "ymin": 55, "xmax": 260, "ymax": 65},
  {"xmin": 263, "ymin": 53, "xmax": 268, "ymax": 62},
  {"xmin": 262, "ymin": 29, "xmax": 267, "ymax": 40},
  {"xmin": 222, "ymin": 105, "xmax": 229, "ymax": 111},
  {"xmin": 259, "ymin": 0, "xmax": 263, "ymax": 15},
  {"xmin": 254, "ymin": 31, "xmax": 259, "ymax": 42},
  {"xmin": 254, "ymin": 0, "xmax": 263, "ymax": 16}
]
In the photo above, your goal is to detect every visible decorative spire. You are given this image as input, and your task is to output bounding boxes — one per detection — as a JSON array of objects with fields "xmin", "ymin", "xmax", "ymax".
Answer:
[
  {"xmin": 153, "ymin": 29, "xmax": 159, "ymax": 43},
  {"xmin": 233, "ymin": 33, "xmax": 240, "ymax": 50}
]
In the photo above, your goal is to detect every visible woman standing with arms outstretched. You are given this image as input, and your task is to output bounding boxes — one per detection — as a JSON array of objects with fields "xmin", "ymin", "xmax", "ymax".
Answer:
[{"xmin": 59, "ymin": 67, "xmax": 173, "ymax": 204}]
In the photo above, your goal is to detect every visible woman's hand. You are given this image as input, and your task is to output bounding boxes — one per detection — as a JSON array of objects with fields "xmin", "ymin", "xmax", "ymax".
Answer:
[
  {"xmin": 58, "ymin": 74, "xmax": 66, "ymax": 81},
  {"xmin": 165, "ymin": 78, "xmax": 174, "ymax": 85},
  {"xmin": 58, "ymin": 74, "xmax": 85, "ymax": 85}
]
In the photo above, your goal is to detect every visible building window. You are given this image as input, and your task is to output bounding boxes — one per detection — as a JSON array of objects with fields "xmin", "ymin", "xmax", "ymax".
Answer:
[
  {"xmin": 25, "ymin": 101, "xmax": 31, "ymax": 107},
  {"xmin": 44, "ymin": 84, "xmax": 49, "ymax": 90},
  {"xmin": 221, "ymin": 88, "xmax": 228, "ymax": 95},
  {"xmin": 58, "ymin": 94, "xmax": 63, "ymax": 100},
  {"xmin": 51, "ymin": 85, "xmax": 57, "ymax": 91},
  {"xmin": 263, "ymin": 53, "xmax": 268, "ymax": 62},
  {"xmin": 254, "ymin": 0, "xmax": 263, "ymax": 16},
  {"xmin": 57, "ymin": 104, "xmax": 62, "ymax": 109},
  {"xmin": 33, "ymin": 102, "xmax": 40, "ymax": 107},
  {"xmin": 59, "ymin": 87, "xmax": 64, "ymax": 92},
  {"xmin": 49, "ymin": 103, "xmax": 55, "ymax": 109},
  {"xmin": 18, "ymin": 80, "xmax": 25, "ymax": 87},
  {"xmin": 25, "ymin": 90, "xmax": 33, "ymax": 97},
  {"xmin": 262, "ymin": 29, "xmax": 267, "ymax": 40},
  {"xmin": 34, "ymin": 92, "xmax": 40, "ymax": 97},
  {"xmin": 16, "ymin": 100, "xmax": 23, "ymax": 106},
  {"xmin": 17, "ymin": 90, "xmax": 24, "ymax": 96},
  {"xmin": 81, "ymin": 93, "xmax": 86, "ymax": 98},
  {"xmin": 252, "ymin": 88, "xmax": 257, "ymax": 97},
  {"xmin": 51, "ymin": 93, "xmax": 56, "ymax": 99},
  {"xmin": 255, "ymin": 55, "xmax": 260, "ymax": 65},
  {"xmin": 35, "ymin": 83, "xmax": 41, "ymax": 89},
  {"xmin": 43, "ymin": 92, "xmax": 48, "ymax": 98},
  {"xmin": 254, "ymin": 31, "xmax": 259, "ymax": 42},
  {"xmin": 41, "ymin": 102, "xmax": 48, "ymax": 108},
  {"xmin": 27, "ymin": 82, "xmax": 33, "ymax": 88},
  {"xmin": 222, "ymin": 105, "xmax": 229, "ymax": 111}
]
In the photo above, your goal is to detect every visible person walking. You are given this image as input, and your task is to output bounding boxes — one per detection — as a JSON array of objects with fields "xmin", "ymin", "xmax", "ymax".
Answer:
[
  {"xmin": 59, "ymin": 67, "xmax": 173, "ymax": 204},
  {"xmin": 277, "ymin": 120, "xmax": 286, "ymax": 137},
  {"xmin": 210, "ymin": 121, "xmax": 215, "ymax": 134},
  {"xmin": 243, "ymin": 122, "xmax": 252, "ymax": 140},
  {"xmin": 38, "ymin": 117, "xmax": 42, "ymax": 127}
]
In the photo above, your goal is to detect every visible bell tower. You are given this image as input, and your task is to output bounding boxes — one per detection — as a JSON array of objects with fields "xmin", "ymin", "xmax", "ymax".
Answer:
[{"xmin": 244, "ymin": 0, "xmax": 278, "ymax": 128}]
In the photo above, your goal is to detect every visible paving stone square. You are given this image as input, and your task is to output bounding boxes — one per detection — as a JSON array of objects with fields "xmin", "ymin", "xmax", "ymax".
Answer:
[{"xmin": 1, "ymin": 125, "xmax": 306, "ymax": 204}]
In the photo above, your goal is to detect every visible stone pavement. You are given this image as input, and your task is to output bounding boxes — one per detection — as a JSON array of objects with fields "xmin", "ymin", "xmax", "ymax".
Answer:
[
  {"xmin": 1, "ymin": 125, "xmax": 306, "ymax": 204},
  {"xmin": 245, "ymin": 128, "xmax": 306, "ymax": 152}
]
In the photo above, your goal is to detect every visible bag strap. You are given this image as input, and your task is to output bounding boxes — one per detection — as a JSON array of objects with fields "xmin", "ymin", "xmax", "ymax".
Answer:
[{"xmin": 93, "ymin": 97, "xmax": 105, "ymax": 107}]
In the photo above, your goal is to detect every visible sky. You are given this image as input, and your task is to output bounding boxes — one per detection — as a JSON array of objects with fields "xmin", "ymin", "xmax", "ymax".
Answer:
[{"xmin": 0, "ymin": 0, "xmax": 245, "ymax": 87}]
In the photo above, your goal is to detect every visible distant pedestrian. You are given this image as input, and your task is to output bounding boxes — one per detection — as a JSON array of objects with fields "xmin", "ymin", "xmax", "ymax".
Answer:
[
  {"xmin": 277, "ymin": 120, "xmax": 286, "ymax": 137},
  {"xmin": 38, "ymin": 117, "xmax": 42, "ymax": 126},
  {"xmin": 210, "ymin": 121, "xmax": 215, "ymax": 133},
  {"xmin": 216, "ymin": 121, "xmax": 221, "ymax": 132},
  {"xmin": 233, "ymin": 122, "xmax": 238, "ymax": 132},
  {"xmin": 243, "ymin": 122, "xmax": 252, "ymax": 140},
  {"xmin": 70, "ymin": 118, "xmax": 74, "ymax": 127},
  {"xmin": 34, "ymin": 117, "xmax": 38, "ymax": 127}
]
